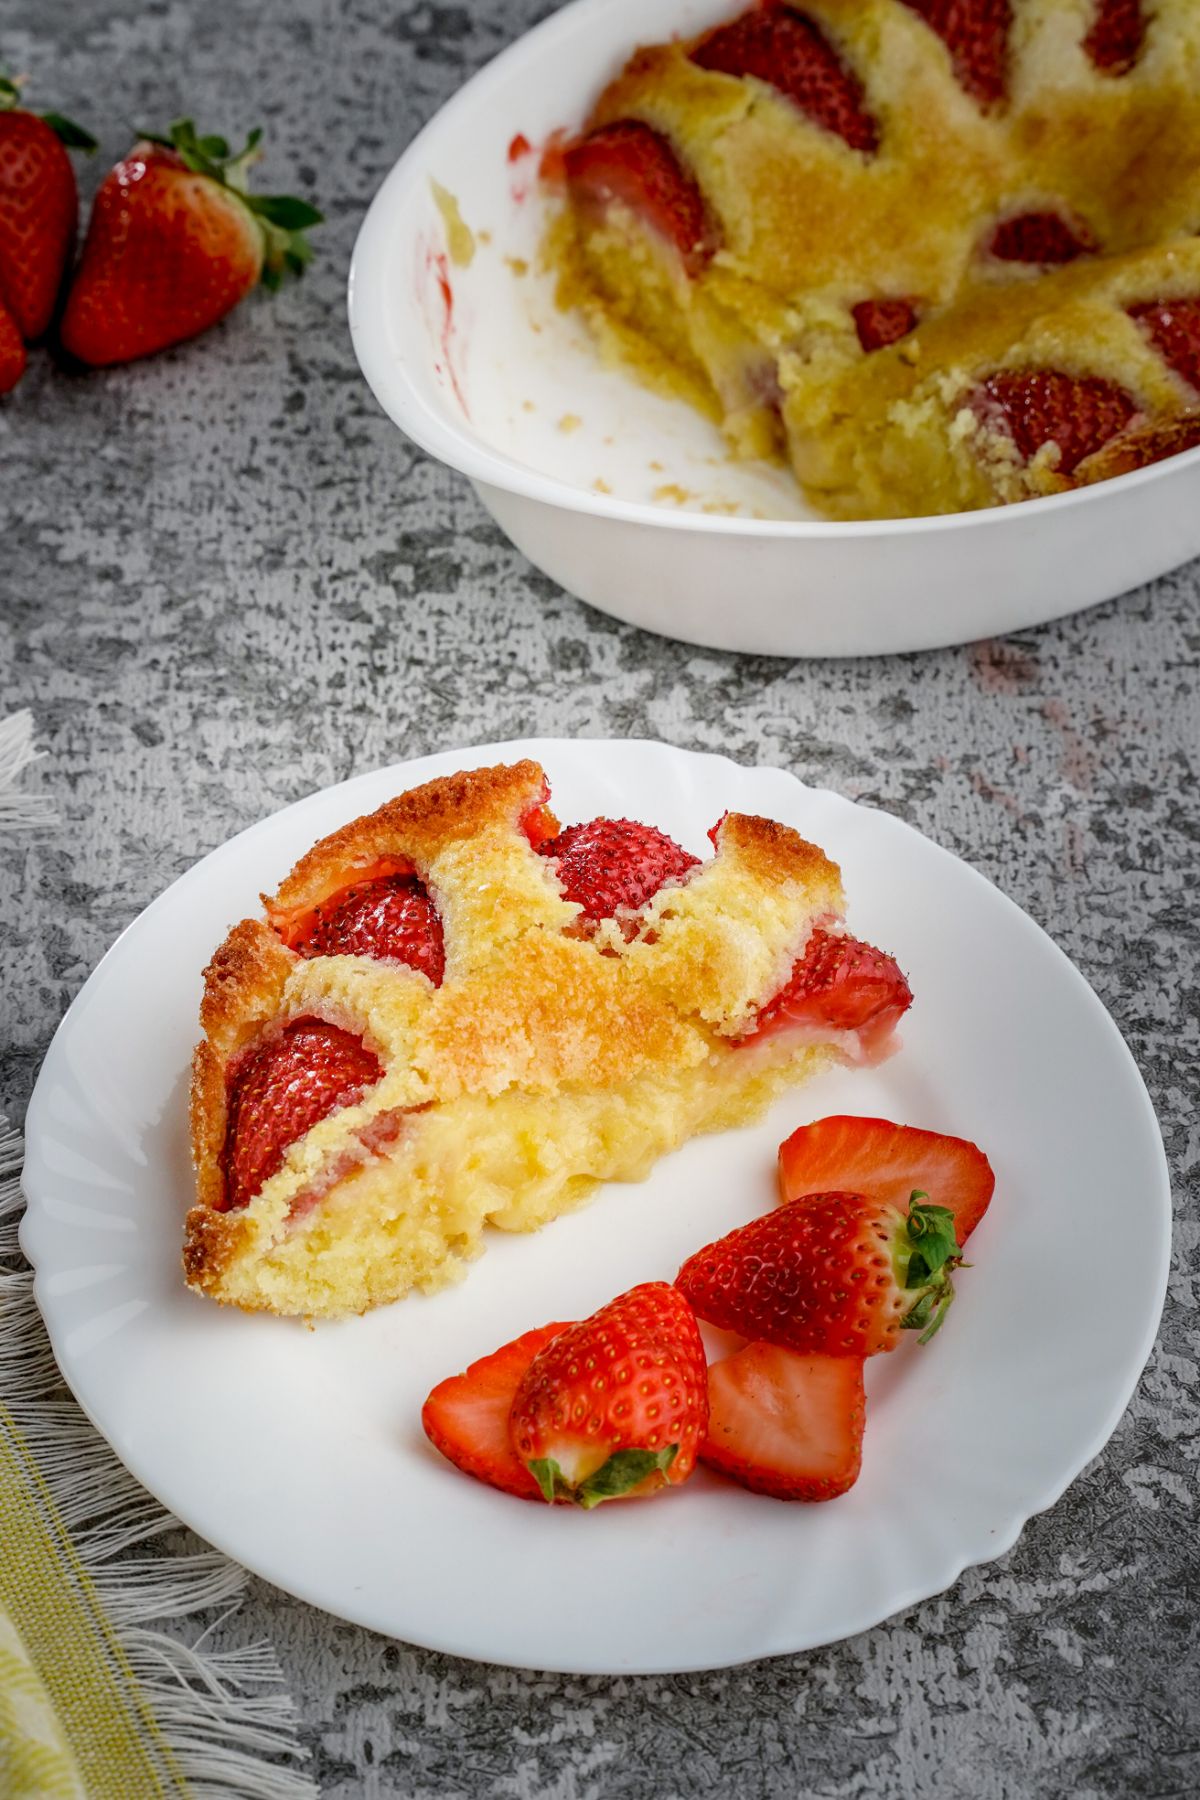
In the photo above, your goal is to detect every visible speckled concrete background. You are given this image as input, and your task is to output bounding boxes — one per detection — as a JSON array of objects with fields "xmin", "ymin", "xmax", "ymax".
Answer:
[{"xmin": 2, "ymin": 1, "xmax": 1198, "ymax": 1794}]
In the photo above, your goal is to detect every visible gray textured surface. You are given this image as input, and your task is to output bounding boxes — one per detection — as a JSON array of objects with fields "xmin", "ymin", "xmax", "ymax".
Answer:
[{"xmin": 2, "ymin": 1, "xmax": 1199, "ymax": 1794}]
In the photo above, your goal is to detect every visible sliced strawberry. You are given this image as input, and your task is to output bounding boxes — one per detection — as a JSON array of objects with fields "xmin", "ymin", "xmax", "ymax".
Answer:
[
  {"xmin": 0, "ymin": 294, "xmax": 25, "ymax": 392},
  {"xmin": 778, "ymin": 1115, "xmax": 995, "ymax": 1241},
  {"xmin": 221, "ymin": 1017, "xmax": 382, "ymax": 1210},
  {"xmin": 1127, "ymin": 298, "xmax": 1200, "ymax": 394},
  {"xmin": 853, "ymin": 297, "xmax": 918, "ymax": 352},
  {"xmin": 677, "ymin": 1190, "xmax": 962, "ymax": 1356},
  {"xmin": 510, "ymin": 1283, "xmax": 708, "ymax": 1506},
  {"xmin": 1083, "ymin": 0, "xmax": 1145, "ymax": 74},
  {"xmin": 702, "ymin": 1344, "xmax": 865, "ymax": 1501},
  {"xmin": 290, "ymin": 875, "xmax": 445, "ymax": 984},
  {"xmin": 563, "ymin": 120, "xmax": 718, "ymax": 278},
  {"xmin": 422, "ymin": 1322, "xmax": 572, "ymax": 1501},
  {"xmin": 986, "ymin": 211, "xmax": 1095, "ymax": 265},
  {"xmin": 691, "ymin": 6, "xmax": 878, "ymax": 154},
  {"xmin": 972, "ymin": 369, "xmax": 1139, "ymax": 474},
  {"xmin": 538, "ymin": 817, "xmax": 699, "ymax": 921},
  {"xmin": 747, "ymin": 928, "xmax": 912, "ymax": 1049},
  {"xmin": 897, "ymin": 0, "xmax": 1012, "ymax": 109}
]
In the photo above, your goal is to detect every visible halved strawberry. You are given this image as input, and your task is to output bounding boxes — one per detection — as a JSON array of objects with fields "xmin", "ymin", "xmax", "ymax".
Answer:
[
  {"xmin": 897, "ymin": 0, "xmax": 1012, "ymax": 109},
  {"xmin": 745, "ymin": 929, "xmax": 912, "ymax": 1049},
  {"xmin": 702, "ymin": 1344, "xmax": 865, "ymax": 1501},
  {"xmin": 1127, "ymin": 298, "xmax": 1200, "ymax": 394},
  {"xmin": 986, "ymin": 211, "xmax": 1095, "ymax": 265},
  {"xmin": 220, "ymin": 1017, "xmax": 382, "ymax": 1210},
  {"xmin": 678, "ymin": 1190, "xmax": 963, "ymax": 1355},
  {"xmin": 563, "ymin": 120, "xmax": 718, "ymax": 278},
  {"xmin": 538, "ymin": 817, "xmax": 699, "ymax": 921},
  {"xmin": 289, "ymin": 874, "xmax": 445, "ymax": 984},
  {"xmin": 691, "ymin": 6, "xmax": 878, "ymax": 154},
  {"xmin": 0, "ymin": 295, "xmax": 24, "ymax": 393},
  {"xmin": 510, "ymin": 1283, "xmax": 708, "ymax": 1506},
  {"xmin": 778, "ymin": 1115, "xmax": 995, "ymax": 1241},
  {"xmin": 1083, "ymin": 0, "xmax": 1145, "ymax": 74},
  {"xmin": 422, "ymin": 1322, "xmax": 572, "ymax": 1501},
  {"xmin": 972, "ymin": 369, "xmax": 1139, "ymax": 475},
  {"xmin": 853, "ymin": 298, "xmax": 918, "ymax": 352}
]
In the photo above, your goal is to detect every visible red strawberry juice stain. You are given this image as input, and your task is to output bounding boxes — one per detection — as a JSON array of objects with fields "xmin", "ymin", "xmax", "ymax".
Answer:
[
  {"xmin": 508, "ymin": 132, "xmax": 532, "ymax": 162},
  {"xmin": 421, "ymin": 240, "xmax": 470, "ymax": 421}
]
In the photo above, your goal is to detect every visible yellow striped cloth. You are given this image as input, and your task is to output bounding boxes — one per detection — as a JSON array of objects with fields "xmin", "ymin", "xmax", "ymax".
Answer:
[{"xmin": 2, "ymin": 718, "xmax": 316, "ymax": 1798}]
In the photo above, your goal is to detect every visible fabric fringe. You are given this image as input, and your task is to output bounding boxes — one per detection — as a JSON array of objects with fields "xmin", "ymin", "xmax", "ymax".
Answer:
[
  {"xmin": 0, "ymin": 711, "xmax": 58, "ymax": 830},
  {"xmin": 0, "ymin": 1120, "xmax": 318, "ymax": 1799}
]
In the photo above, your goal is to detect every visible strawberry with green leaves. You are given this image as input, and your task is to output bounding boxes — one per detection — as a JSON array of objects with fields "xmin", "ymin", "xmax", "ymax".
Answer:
[
  {"xmin": 677, "ymin": 1188, "xmax": 965, "ymax": 1356},
  {"xmin": 0, "ymin": 73, "xmax": 95, "ymax": 390},
  {"xmin": 60, "ymin": 118, "xmax": 321, "ymax": 367},
  {"xmin": 509, "ymin": 1282, "xmax": 708, "ymax": 1507}
]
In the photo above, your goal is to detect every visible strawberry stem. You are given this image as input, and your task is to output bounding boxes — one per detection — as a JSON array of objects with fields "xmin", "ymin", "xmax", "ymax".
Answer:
[
  {"xmin": 898, "ymin": 1192, "xmax": 962, "ymax": 1341},
  {"xmin": 133, "ymin": 116, "xmax": 322, "ymax": 285},
  {"xmin": 0, "ymin": 71, "xmax": 96, "ymax": 147},
  {"xmin": 527, "ymin": 1446, "xmax": 679, "ymax": 1507}
]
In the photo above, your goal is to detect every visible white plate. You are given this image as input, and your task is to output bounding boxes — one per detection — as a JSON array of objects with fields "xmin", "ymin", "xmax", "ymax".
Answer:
[
  {"xmin": 348, "ymin": 0, "xmax": 1200, "ymax": 656},
  {"xmin": 21, "ymin": 739, "xmax": 1169, "ymax": 1674}
]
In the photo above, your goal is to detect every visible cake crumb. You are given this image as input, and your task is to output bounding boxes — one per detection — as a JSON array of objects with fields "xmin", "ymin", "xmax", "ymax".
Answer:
[
  {"xmin": 654, "ymin": 484, "xmax": 694, "ymax": 505},
  {"xmin": 594, "ymin": 477, "xmax": 613, "ymax": 493},
  {"xmin": 558, "ymin": 413, "xmax": 583, "ymax": 433},
  {"xmin": 506, "ymin": 255, "xmax": 529, "ymax": 277},
  {"xmin": 702, "ymin": 500, "xmax": 740, "ymax": 515},
  {"xmin": 648, "ymin": 459, "xmax": 665, "ymax": 471},
  {"xmin": 521, "ymin": 400, "xmax": 536, "ymax": 413},
  {"xmin": 479, "ymin": 229, "xmax": 493, "ymax": 246}
]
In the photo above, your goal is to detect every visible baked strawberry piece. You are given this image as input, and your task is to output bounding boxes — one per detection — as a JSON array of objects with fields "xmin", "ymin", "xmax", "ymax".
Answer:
[
  {"xmin": 510, "ymin": 1283, "xmax": 708, "ymax": 1506},
  {"xmin": 971, "ymin": 371, "xmax": 1140, "ymax": 476},
  {"xmin": 691, "ymin": 5, "xmax": 878, "ymax": 154},
  {"xmin": 538, "ymin": 817, "xmax": 698, "ymax": 920},
  {"xmin": 897, "ymin": 0, "xmax": 1012, "ymax": 109},
  {"xmin": 220, "ymin": 1018, "xmax": 381, "ymax": 1211},
  {"xmin": 778, "ymin": 1115, "xmax": 995, "ymax": 1242},
  {"xmin": 278, "ymin": 868, "xmax": 445, "ymax": 984},
  {"xmin": 562, "ymin": 120, "xmax": 718, "ymax": 278},
  {"xmin": 746, "ymin": 928, "xmax": 912, "ymax": 1053},
  {"xmin": 422, "ymin": 1322, "xmax": 571, "ymax": 1501},
  {"xmin": 702, "ymin": 1344, "xmax": 865, "ymax": 1501}
]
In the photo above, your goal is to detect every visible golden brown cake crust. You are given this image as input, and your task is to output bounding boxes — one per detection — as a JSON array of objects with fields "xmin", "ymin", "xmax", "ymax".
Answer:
[{"xmin": 185, "ymin": 761, "xmax": 854, "ymax": 1316}]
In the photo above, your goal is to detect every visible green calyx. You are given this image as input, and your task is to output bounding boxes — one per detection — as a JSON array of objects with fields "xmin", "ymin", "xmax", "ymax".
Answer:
[
  {"xmin": 0, "ymin": 73, "xmax": 96, "ymax": 148},
  {"xmin": 897, "ymin": 1191, "xmax": 964, "ymax": 1344},
  {"xmin": 134, "ymin": 117, "xmax": 322, "ymax": 285},
  {"xmin": 529, "ymin": 1445, "xmax": 679, "ymax": 1509}
]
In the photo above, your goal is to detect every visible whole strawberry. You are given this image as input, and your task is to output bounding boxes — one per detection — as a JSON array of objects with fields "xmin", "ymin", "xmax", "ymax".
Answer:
[
  {"xmin": 509, "ymin": 1282, "xmax": 708, "ymax": 1506},
  {"xmin": 60, "ymin": 118, "xmax": 321, "ymax": 367},
  {"xmin": 677, "ymin": 1190, "xmax": 963, "ymax": 1356},
  {"xmin": 0, "ymin": 74, "xmax": 94, "ymax": 352}
]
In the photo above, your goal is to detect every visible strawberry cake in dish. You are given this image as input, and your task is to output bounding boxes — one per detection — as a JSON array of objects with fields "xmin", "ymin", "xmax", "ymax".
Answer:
[
  {"xmin": 545, "ymin": 0, "xmax": 1200, "ymax": 517},
  {"xmin": 185, "ymin": 760, "xmax": 912, "ymax": 1317}
]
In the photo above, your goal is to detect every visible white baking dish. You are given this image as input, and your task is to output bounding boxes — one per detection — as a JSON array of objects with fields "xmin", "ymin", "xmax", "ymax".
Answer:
[{"xmin": 347, "ymin": 0, "xmax": 1200, "ymax": 656}]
